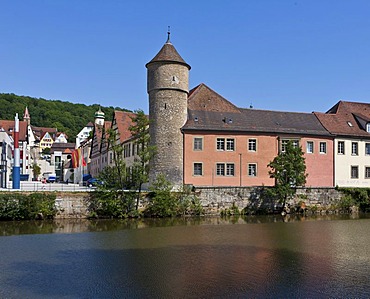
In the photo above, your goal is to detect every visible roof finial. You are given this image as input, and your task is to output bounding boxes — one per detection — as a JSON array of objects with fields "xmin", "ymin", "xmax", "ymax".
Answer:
[{"xmin": 166, "ymin": 26, "xmax": 171, "ymax": 44}]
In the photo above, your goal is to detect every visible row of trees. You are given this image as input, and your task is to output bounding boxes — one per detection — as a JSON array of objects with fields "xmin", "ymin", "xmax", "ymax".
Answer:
[{"xmin": 0, "ymin": 93, "xmax": 128, "ymax": 139}]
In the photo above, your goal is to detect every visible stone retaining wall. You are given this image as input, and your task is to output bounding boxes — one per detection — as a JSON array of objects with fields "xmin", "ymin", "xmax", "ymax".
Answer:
[
  {"xmin": 54, "ymin": 187, "xmax": 344, "ymax": 218},
  {"xmin": 194, "ymin": 186, "xmax": 343, "ymax": 214},
  {"xmin": 55, "ymin": 193, "xmax": 90, "ymax": 219}
]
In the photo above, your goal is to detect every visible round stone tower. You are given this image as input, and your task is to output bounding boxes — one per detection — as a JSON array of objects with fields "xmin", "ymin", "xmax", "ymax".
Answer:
[{"xmin": 146, "ymin": 32, "xmax": 191, "ymax": 187}]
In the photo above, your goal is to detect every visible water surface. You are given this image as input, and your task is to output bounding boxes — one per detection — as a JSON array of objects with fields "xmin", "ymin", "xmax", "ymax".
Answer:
[{"xmin": 1, "ymin": 215, "xmax": 369, "ymax": 298}]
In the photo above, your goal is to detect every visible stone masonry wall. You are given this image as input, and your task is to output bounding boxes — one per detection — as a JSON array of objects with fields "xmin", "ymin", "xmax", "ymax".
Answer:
[
  {"xmin": 53, "ymin": 187, "xmax": 344, "ymax": 218},
  {"xmin": 194, "ymin": 186, "xmax": 343, "ymax": 215},
  {"xmin": 54, "ymin": 193, "xmax": 89, "ymax": 219}
]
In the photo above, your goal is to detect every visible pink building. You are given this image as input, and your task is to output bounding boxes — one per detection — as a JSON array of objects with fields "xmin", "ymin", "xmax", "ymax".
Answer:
[{"xmin": 182, "ymin": 84, "xmax": 334, "ymax": 187}]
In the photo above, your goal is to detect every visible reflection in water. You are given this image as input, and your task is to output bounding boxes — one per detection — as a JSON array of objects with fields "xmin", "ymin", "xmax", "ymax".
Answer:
[{"xmin": 0, "ymin": 215, "xmax": 369, "ymax": 298}]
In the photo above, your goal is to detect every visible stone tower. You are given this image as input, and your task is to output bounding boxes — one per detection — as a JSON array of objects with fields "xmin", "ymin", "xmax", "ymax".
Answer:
[{"xmin": 146, "ymin": 32, "xmax": 191, "ymax": 187}]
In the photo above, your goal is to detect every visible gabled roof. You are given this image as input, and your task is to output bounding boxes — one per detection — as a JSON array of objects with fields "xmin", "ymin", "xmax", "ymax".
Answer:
[
  {"xmin": 188, "ymin": 84, "xmax": 241, "ymax": 113},
  {"xmin": 0, "ymin": 119, "xmax": 28, "ymax": 141},
  {"xmin": 32, "ymin": 126, "xmax": 58, "ymax": 139},
  {"xmin": 49, "ymin": 142, "xmax": 76, "ymax": 154},
  {"xmin": 112, "ymin": 111, "xmax": 139, "ymax": 143},
  {"xmin": 40, "ymin": 131, "xmax": 52, "ymax": 140},
  {"xmin": 183, "ymin": 83, "xmax": 331, "ymax": 137},
  {"xmin": 314, "ymin": 100, "xmax": 370, "ymax": 137}
]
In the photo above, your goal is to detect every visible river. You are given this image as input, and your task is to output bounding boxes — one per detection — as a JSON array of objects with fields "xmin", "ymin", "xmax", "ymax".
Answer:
[{"xmin": 1, "ymin": 214, "xmax": 369, "ymax": 298}]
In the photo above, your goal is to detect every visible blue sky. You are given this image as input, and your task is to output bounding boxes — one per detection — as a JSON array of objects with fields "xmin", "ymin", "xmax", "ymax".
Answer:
[{"xmin": 1, "ymin": 0, "xmax": 370, "ymax": 114}]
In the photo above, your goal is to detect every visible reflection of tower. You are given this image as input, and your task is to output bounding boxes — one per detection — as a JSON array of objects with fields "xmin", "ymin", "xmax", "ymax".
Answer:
[
  {"xmin": 146, "ymin": 31, "xmax": 191, "ymax": 187},
  {"xmin": 94, "ymin": 107, "xmax": 105, "ymax": 126}
]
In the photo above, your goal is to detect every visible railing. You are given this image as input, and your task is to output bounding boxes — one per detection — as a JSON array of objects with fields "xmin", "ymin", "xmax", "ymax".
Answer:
[{"xmin": 0, "ymin": 182, "xmax": 93, "ymax": 192}]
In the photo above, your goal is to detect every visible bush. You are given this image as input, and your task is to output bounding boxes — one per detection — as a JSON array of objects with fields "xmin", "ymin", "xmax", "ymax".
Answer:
[
  {"xmin": 336, "ymin": 188, "xmax": 370, "ymax": 212},
  {"xmin": 0, "ymin": 193, "xmax": 57, "ymax": 220},
  {"xmin": 145, "ymin": 175, "xmax": 204, "ymax": 218},
  {"xmin": 87, "ymin": 190, "xmax": 138, "ymax": 219}
]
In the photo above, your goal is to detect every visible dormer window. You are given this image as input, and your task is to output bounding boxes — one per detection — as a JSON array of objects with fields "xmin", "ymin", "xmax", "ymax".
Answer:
[{"xmin": 367, "ymin": 123, "xmax": 370, "ymax": 133}]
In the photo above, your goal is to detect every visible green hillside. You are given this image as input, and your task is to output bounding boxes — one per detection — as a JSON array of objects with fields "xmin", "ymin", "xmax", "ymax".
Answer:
[{"xmin": 0, "ymin": 93, "xmax": 129, "ymax": 140}]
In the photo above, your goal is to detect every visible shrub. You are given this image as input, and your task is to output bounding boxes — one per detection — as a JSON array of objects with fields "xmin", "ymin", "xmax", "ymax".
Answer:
[{"xmin": 0, "ymin": 193, "xmax": 57, "ymax": 220}]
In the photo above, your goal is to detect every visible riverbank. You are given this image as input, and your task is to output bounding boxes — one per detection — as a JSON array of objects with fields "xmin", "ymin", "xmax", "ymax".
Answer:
[{"xmin": 1, "ymin": 186, "xmax": 366, "ymax": 219}]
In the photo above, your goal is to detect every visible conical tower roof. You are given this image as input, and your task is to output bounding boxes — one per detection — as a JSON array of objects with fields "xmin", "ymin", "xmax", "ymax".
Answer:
[{"xmin": 146, "ymin": 32, "xmax": 191, "ymax": 69}]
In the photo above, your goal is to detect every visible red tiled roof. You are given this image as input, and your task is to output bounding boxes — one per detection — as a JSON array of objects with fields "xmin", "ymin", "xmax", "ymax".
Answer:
[
  {"xmin": 112, "ymin": 111, "xmax": 138, "ymax": 143},
  {"xmin": 314, "ymin": 101, "xmax": 370, "ymax": 137},
  {"xmin": 188, "ymin": 84, "xmax": 241, "ymax": 113},
  {"xmin": 0, "ymin": 120, "xmax": 28, "ymax": 141}
]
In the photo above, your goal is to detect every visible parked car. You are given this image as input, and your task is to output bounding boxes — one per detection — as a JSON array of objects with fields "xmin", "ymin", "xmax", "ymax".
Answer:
[
  {"xmin": 43, "ymin": 172, "xmax": 56, "ymax": 183},
  {"xmin": 87, "ymin": 178, "xmax": 103, "ymax": 187}
]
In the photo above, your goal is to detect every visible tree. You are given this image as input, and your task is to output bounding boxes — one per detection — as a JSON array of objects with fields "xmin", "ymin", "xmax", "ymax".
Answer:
[
  {"xmin": 128, "ymin": 109, "xmax": 156, "ymax": 210},
  {"xmin": 98, "ymin": 128, "xmax": 126, "ymax": 189},
  {"xmin": 31, "ymin": 163, "xmax": 41, "ymax": 180},
  {"xmin": 267, "ymin": 140, "xmax": 307, "ymax": 210}
]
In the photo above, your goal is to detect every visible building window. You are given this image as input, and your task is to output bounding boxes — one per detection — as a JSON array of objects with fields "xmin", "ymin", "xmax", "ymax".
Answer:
[
  {"xmin": 365, "ymin": 167, "xmax": 370, "ymax": 179},
  {"xmin": 216, "ymin": 163, "xmax": 235, "ymax": 176},
  {"xmin": 193, "ymin": 163, "xmax": 203, "ymax": 176},
  {"xmin": 306, "ymin": 141, "xmax": 314, "ymax": 154},
  {"xmin": 248, "ymin": 139, "xmax": 257, "ymax": 151},
  {"xmin": 281, "ymin": 139, "xmax": 299, "ymax": 152},
  {"xmin": 351, "ymin": 166, "xmax": 359, "ymax": 179},
  {"xmin": 216, "ymin": 163, "xmax": 225, "ymax": 176},
  {"xmin": 248, "ymin": 163, "xmax": 257, "ymax": 177},
  {"xmin": 338, "ymin": 141, "xmax": 345, "ymax": 154},
  {"xmin": 319, "ymin": 142, "xmax": 327, "ymax": 154},
  {"xmin": 216, "ymin": 138, "xmax": 235, "ymax": 151},
  {"xmin": 365, "ymin": 143, "xmax": 370, "ymax": 155},
  {"xmin": 193, "ymin": 137, "xmax": 203, "ymax": 151},
  {"xmin": 367, "ymin": 123, "xmax": 370, "ymax": 133},
  {"xmin": 226, "ymin": 163, "xmax": 235, "ymax": 176},
  {"xmin": 216, "ymin": 138, "xmax": 225, "ymax": 151},
  {"xmin": 226, "ymin": 139, "xmax": 235, "ymax": 151},
  {"xmin": 352, "ymin": 142, "xmax": 358, "ymax": 155}
]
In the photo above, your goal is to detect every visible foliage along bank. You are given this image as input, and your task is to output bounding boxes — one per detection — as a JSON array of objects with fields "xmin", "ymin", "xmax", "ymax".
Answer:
[{"xmin": 0, "ymin": 192, "xmax": 57, "ymax": 220}]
